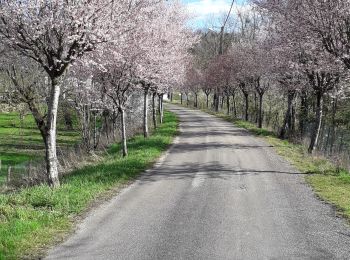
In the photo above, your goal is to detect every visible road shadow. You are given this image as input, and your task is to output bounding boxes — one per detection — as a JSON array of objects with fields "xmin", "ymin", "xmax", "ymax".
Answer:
[
  {"xmin": 138, "ymin": 161, "xmax": 304, "ymax": 184},
  {"xmin": 169, "ymin": 142, "xmax": 274, "ymax": 154},
  {"xmin": 180, "ymin": 130, "xmax": 251, "ymax": 138}
]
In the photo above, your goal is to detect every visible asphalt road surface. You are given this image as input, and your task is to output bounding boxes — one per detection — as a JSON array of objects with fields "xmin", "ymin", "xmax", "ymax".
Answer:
[{"xmin": 47, "ymin": 104, "xmax": 350, "ymax": 260}]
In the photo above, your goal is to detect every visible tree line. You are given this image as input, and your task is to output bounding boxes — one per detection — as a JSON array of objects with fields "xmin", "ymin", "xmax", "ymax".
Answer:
[
  {"xmin": 0, "ymin": 0, "xmax": 197, "ymax": 188},
  {"xmin": 181, "ymin": 0, "xmax": 350, "ymax": 167}
]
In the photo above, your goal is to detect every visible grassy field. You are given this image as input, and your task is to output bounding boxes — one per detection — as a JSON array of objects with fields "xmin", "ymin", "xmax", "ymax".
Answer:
[
  {"xmin": 174, "ymin": 102, "xmax": 350, "ymax": 222},
  {"xmin": 0, "ymin": 111, "xmax": 178, "ymax": 259},
  {"xmin": 0, "ymin": 112, "xmax": 80, "ymax": 186}
]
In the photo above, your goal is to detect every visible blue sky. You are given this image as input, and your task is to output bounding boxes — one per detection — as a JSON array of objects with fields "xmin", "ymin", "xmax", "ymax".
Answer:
[{"xmin": 181, "ymin": 0, "xmax": 248, "ymax": 29}]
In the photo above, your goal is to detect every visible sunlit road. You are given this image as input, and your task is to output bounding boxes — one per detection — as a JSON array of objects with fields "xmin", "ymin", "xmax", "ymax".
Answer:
[{"xmin": 47, "ymin": 104, "xmax": 350, "ymax": 259}]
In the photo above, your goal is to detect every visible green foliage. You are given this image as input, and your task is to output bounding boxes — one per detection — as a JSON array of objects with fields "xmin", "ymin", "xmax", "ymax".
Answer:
[{"xmin": 0, "ymin": 111, "xmax": 178, "ymax": 259}]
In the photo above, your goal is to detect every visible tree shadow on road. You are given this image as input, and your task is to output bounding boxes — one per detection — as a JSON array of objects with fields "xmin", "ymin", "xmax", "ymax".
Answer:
[
  {"xmin": 137, "ymin": 161, "xmax": 306, "ymax": 184},
  {"xmin": 169, "ymin": 142, "xmax": 274, "ymax": 154},
  {"xmin": 179, "ymin": 129, "xmax": 252, "ymax": 138}
]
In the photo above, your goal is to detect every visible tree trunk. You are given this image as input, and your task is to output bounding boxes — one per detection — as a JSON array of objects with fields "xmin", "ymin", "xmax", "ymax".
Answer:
[
  {"xmin": 161, "ymin": 95, "xmax": 164, "ymax": 123},
  {"xmin": 244, "ymin": 93, "xmax": 249, "ymax": 121},
  {"xmin": 180, "ymin": 93, "xmax": 183, "ymax": 105},
  {"xmin": 112, "ymin": 109, "xmax": 117, "ymax": 140},
  {"xmin": 339, "ymin": 131, "xmax": 344, "ymax": 153},
  {"xmin": 254, "ymin": 93, "xmax": 258, "ymax": 124},
  {"xmin": 279, "ymin": 91, "xmax": 295, "ymax": 139},
  {"xmin": 103, "ymin": 113, "xmax": 109, "ymax": 141},
  {"xmin": 93, "ymin": 112, "xmax": 97, "ymax": 149},
  {"xmin": 214, "ymin": 92, "xmax": 219, "ymax": 112},
  {"xmin": 46, "ymin": 78, "xmax": 61, "ymax": 188},
  {"xmin": 82, "ymin": 105, "xmax": 91, "ymax": 151},
  {"xmin": 152, "ymin": 92, "xmax": 157, "ymax": 129},
  {"xmin": 299, "ymin": 90, "xmax": 308, "ymax": 137},
  {"xmin": 291, "ymin": 105, "xmax": 296, "ymax": 133},
  {"xmin": 308, "ymin": 91, "xmax": 323, "ymax": 154},
  {"xmin": 258, "ymin": 93, "xmax": 263, "ymax": 128},
  {"xmin": 27, "ymin": 100, "xmax": 48, "ymax": 147},
  {"xmin": 325, "ymin": 126, "xmax": 331, "ymax": 155},
  {"xmin": 329, "ymin": 97, "xmax": 337, "ymax": 155},
  {"xmin": 232, "ymin": 94, "xmax": 237, "ymax": 117},
  {"xmin": 119, "ymin": 107, "xmax": 128, "ymax": 157},
  {"xmin": 226, "ymin": 95, "xmax": 230, "ymax": 115},
  {"xmin": 158, "ymin": 94, "xmax": 164, "ymax": 124},
  {"xmin": 206, "ymin": 94, "xmax": 209, "ymax": 108},
  {"xmin": 194, "ymin": 94, "xmax": 198, "ymax": 108},
  {"xmin": 143, "ymin": 87, "xmax": 149, "ymax": 138},
  {"xmin": 318, "ymin": 114, "xmax": 327, "ymax": 153}
]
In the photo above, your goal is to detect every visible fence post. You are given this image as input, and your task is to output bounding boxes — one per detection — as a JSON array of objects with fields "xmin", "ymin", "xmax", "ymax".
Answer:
[{"xmin": 7, "ymin": 166, "xmax": 11, "ymax": 185}]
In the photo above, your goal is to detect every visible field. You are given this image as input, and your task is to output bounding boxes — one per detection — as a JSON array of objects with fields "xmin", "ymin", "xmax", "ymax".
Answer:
[{"xmin": 0, "ymin": 112, "xmax": 80, "ymax": 186}]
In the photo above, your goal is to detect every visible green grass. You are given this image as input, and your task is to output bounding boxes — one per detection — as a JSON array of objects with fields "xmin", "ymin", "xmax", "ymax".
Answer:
[
  {"xmin": 0, "ymin": 112, "xmax": 80, "ymax": 186},
  {"xmin": 0, "ymin": 111, "xmax": 178, "ymax": 259},
  {"xmin": 175, "ymin": 102, "xmax": 350, "ymax": 222}
]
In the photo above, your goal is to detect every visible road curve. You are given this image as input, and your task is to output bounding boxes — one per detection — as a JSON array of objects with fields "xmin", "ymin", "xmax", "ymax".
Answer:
[{"xmin": 47, "ymin": 104, "xmax": 350, "ymax": 260}]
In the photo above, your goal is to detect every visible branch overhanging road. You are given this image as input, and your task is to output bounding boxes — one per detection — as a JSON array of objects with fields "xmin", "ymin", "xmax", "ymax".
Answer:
[{"xmin": 47, "ymin": 104, "xmax": 350, "ymax": 260}]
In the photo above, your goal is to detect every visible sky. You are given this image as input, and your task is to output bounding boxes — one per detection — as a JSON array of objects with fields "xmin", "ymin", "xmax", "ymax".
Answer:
[{"xmin": 181, "ymin": 0, "xmax": 248, "ymax": 29}]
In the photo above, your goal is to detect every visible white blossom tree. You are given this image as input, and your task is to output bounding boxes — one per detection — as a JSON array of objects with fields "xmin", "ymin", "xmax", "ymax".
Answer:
[{"xmin": 0, "ymin": 0, "xmax": 132, "ymax": 187}]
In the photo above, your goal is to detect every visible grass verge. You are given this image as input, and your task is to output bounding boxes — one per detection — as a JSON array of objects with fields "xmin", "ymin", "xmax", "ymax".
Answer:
[
  {"xmin": 177, "ymin": 103, "xmax": 350, "ymax": 222},
  {"xmin": 0, "ymin": 111, "xmax": 178, "ymax": 259}
]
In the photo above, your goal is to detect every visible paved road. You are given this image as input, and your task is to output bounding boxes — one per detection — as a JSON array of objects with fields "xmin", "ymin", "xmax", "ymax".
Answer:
[{"xmin": 47, "ymin": 104, "xmax": 350, "ymax": 260}]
